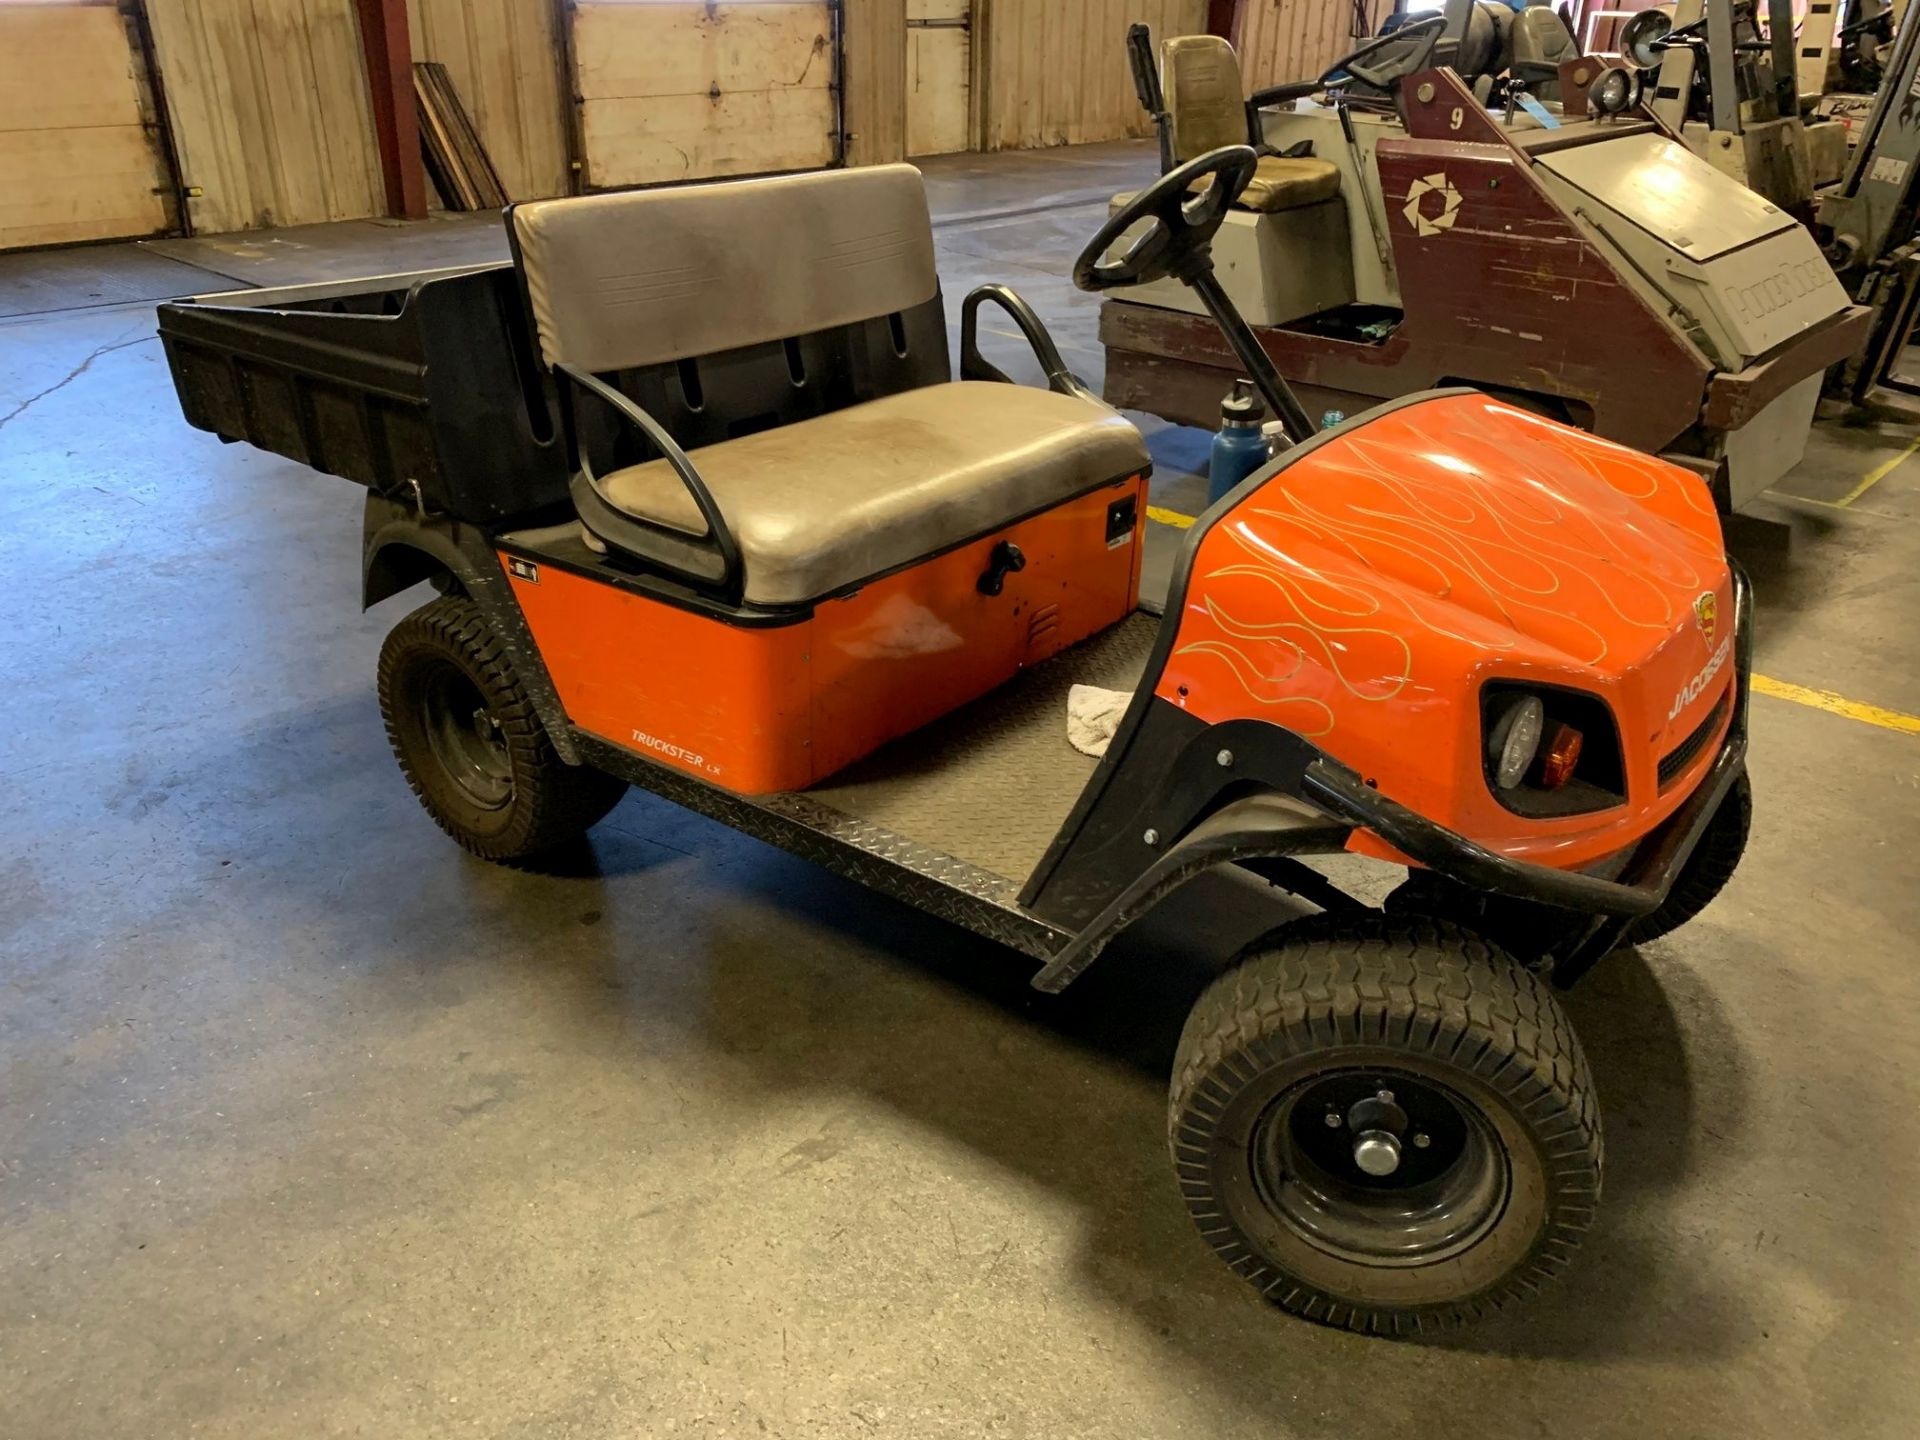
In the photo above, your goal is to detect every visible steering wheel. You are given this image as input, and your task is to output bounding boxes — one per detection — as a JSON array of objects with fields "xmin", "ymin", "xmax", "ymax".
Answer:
[
  {"xmin": 1319, "ymin": 14, "xmax": 1446, "ymax": 91},
  {"xmin": 1651, "ymin": 15, "xmax": 1770, "ymax": 54},
  {"xmin": 1072, "ymin": 146, "xmax": 1258, "ymax": 293},
  {"xmin": 1839, "ymin": 11, "xmax": 1894, "ymax": 39}
]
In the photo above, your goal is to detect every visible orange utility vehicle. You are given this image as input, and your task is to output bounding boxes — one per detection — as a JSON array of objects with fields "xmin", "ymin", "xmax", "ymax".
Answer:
[{"xmin": 159, "ymin": 147, "xmax": 1752, "ymax": 1333}]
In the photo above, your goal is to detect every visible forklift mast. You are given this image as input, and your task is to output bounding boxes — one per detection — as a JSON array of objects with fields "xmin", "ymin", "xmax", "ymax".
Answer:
[
  {"xmin": 1822, "ymin": 0, "xmax": 1920, "ymax": 268},
  {"xmin": 1650, "ymin": 0, "xmax": 1800, "ymax": 134},
  {"xmin": 1433, "ymin": 0, "xmax": 1478, "ymax": 71}
]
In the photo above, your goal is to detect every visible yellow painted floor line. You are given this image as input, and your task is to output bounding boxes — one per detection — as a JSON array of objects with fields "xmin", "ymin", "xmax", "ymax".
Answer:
[
  {"xmin": 1839, "ymin": 435, "xmax": 1920, "ymax": 507},
  {"xmin": 1749, "ymin": 675, "xmax": 1920, "ymax": 735},
  {"xmin": 1143, "ymin": 503, "xmax": 1919, "ymax": 736}
]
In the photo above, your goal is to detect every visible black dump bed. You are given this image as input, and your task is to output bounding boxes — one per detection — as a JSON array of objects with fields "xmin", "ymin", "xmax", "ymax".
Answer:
[{"xmin": 158, "ymin": 264, "xmax": 568, "ymax": 524}]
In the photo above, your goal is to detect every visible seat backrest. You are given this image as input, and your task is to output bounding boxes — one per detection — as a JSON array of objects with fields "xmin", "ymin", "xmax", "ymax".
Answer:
[
  {"xmin": 1510, "ymin": 6, "xmax": 1579, "ymax": 74},
  {"xmin": 508, "ymin": 164, "xmax": 952, "ymax": 470},
  {"xmin": 1162, "ymin": 36, "xmax": 1252, "ymax": 165},
  {"xmin": 1455, "ymin": 2, "xmax": 1517, "ymax": 80},
  {"xmin": 509, "ymin": 164, "xmax": 940, "ymax": 375}
]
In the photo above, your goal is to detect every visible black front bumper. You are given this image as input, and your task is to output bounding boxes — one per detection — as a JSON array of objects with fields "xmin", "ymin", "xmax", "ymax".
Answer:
[
  {"xmin": 1023, "ymin": 566, "xmax": 1754, "ymax": 993},
  {"xmin": 1302, "ymin": 565, "xmax": 1753, "ymax": 978}
]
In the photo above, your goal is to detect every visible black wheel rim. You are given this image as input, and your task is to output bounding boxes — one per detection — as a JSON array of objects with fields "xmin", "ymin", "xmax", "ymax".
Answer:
[
  {"xmin": 420, "ymin": 664, "xmax": 513, "ymax": 810},
  {"xmin": 1250, "ymin": 1068, "xmax": 1511, "ymax": 1268}
]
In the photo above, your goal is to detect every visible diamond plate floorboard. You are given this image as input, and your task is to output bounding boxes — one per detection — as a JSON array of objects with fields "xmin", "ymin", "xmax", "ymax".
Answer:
[{"xmin": 802, "ymin": 610, "xmax": 1161, "ymax": 884}]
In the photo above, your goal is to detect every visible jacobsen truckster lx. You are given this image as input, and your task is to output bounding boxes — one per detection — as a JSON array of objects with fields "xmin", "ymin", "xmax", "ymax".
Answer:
[{"xmin": 158, "ymin": 148, "xmax": 1752, "ymax": 1333}]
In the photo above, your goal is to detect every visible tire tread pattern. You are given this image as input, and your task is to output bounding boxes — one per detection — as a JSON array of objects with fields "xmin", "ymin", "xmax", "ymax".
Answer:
[
  {"xmin": 1625, "ymin": 772, "xmax": 1752, "ymax": 944},
  {"xmin": 1169, "ymin": 913, "xmax": 1602, "ymax": 1335},
  {"xmin": 377, "ymin": 596, "xmax": 626, "ymax": 862}
]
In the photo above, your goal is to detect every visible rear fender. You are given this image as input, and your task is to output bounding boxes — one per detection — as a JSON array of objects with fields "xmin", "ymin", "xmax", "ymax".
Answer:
[{"xmin": 360, "ymin": 494, "xmax": 581, "ymax": 764}]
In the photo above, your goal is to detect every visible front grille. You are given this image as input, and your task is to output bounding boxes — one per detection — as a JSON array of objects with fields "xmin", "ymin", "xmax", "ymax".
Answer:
[{"xmin": 1658, "ymin": 687, "xmax": 1730, "ymax": 789}]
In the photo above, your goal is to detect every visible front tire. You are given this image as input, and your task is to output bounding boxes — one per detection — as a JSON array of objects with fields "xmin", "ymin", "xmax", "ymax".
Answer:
[
  {"xmin": 1169, "ymin": 916, "xmax": 1601, "ymax": 1333},
  {"xmin": 378, "ymin": 596, "xmax": 627, "ymax": 861},
  {"xmin": 1625, "ymin": 772, "xmax": 1751, "ymax": 944}
]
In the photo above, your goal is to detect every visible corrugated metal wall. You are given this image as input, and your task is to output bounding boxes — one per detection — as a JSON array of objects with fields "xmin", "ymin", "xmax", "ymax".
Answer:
[
  {"xmin": 982, "ymin": 0, "xmax": 1208, "ymax": 150},
  {"xmin": 0, "ymin": 2, "xmax": 176, "ymax": 249},
  {"xmin": 406, "ymin": 0, "xmax": 571, "ymax": 202},
  {"xmin": 54, "ymin": 0, "xmax": 1318, "ymax": 241},
  {"xmin": 407, "ymin": 0, "xmax": 906, "ymax": 196},
  {"xmin": 147, "ymin": 0, "xmax": 384, "ymax": 234},
  {"xmin": 568, "ymin": 2, "xmax": 839, "ymax": 189},
  {"xmin": 138, "ymin": 0, "xmax": 902, "ymax": 234},
  {"xmin": 845, "ymin": 0, "xmax": 909, "ymax": 165},
  {"xmin": 1232, "ymin": 0, "xmax": 1397, "ymax": 89}
]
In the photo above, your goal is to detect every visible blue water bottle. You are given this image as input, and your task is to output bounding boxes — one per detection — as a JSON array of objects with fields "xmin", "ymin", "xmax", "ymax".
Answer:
[{"xmin": 1207, "ymin": 379, "xmax": 1270, "ymax": 506}]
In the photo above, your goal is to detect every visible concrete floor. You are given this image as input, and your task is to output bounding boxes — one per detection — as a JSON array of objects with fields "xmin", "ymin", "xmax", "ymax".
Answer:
[{"xmin": 3, "ymin": 142, "xmax": 1919, "ymax": 1438}]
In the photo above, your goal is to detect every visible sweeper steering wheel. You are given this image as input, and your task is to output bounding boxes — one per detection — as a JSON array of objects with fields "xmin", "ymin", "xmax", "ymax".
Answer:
[
  {"xmin": 1072, "ymin": 145, "xmax": 1259, "ymax": 292},
  {"xmin": 1318, "ymin": 13, "xmax": 1446, "ymax": 91}
]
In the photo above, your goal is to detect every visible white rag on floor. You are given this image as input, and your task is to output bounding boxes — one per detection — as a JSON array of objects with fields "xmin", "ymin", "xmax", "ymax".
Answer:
[{"xmin": 1067, "ymin": 685, "xmax": 1131, "ymax": 758}]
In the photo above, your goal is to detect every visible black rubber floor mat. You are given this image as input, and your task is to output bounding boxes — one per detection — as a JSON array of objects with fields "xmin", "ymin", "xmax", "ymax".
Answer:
[{"xmin": 804, "ymin": 611, "xmax": 1161, "ymax": 884}]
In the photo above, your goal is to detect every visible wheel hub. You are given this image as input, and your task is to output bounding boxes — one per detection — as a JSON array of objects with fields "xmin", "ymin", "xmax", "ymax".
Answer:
[
  {"xmin": 1351, "ymin": 1129, "xmax": 1402, "ymax": 1177},
  {"xmin": 420, "ymin": 666, "xmax": 513, "ymax": 810},
  {"xmin": 1253, "ymin": 1069, "xmax": 1512, "ymax": 1267}
]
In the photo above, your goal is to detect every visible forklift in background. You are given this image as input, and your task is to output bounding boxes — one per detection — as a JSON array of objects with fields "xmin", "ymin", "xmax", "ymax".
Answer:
[
  {"xmin": 1814, "ymin": 0, "xmax": 1920, "ymax": 397},
  {"xmin": 1802, "ymin": 0, "xmax": 1909, "ymax": 114},
  {"xmin": 1620, "ymin": 0, "xmax": 1850, "ymax": 210},
  {"xmin": 1618, "ymin": 0, "xmax": 1919, "ymax": 398}
]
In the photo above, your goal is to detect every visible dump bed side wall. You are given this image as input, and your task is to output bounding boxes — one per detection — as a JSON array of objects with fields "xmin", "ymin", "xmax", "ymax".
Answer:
[{"xmin": 158, "ymin": 266, "xmax": 567, "ymax": 524}]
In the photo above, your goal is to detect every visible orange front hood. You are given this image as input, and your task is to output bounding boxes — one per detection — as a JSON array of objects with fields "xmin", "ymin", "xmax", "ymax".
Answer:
[{"xmin": 1158, "ymin": 392, "xmax": 1734, "ymax": 865}]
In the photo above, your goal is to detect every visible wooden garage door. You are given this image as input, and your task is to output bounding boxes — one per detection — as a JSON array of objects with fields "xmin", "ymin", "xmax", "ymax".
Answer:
[
  {"xmin": 906, "ymin": 0, "xmax": 969, "ymax": 157},
  {"xmin": 570, "ymin": 1, "xmax": 839, "ymax": 189},
  {"xmin": 0, "ymin": 0, "xmax": 176, "ymax": 250}
]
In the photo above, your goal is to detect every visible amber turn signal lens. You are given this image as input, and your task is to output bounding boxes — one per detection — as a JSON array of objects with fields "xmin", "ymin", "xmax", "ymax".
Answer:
[{"xmin": 1536, "ymin": 723, "xmax": 1583, "ymax": 789}]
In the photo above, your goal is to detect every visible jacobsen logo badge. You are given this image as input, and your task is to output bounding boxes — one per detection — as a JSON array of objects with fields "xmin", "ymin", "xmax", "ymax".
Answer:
[
  {"xmin": 1669, "ymin": 635, "xmax": 1732, "ymax": 722},
  {"xmin": 1694, "ymin": 592, "xmax": 1718, "ymax": 643}
]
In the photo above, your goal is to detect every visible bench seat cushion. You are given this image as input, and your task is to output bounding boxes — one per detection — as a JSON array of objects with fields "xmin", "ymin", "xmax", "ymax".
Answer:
[{"xmin": 596, "ymin": 381, "xmax": 1150, "ymax": 606}]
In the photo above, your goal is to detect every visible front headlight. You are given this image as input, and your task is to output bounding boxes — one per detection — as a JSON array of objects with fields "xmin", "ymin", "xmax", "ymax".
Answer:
[
  {"xmin": 1487, "ymin": 694, "xmax": 1544, "ymax": 790},
  {"xmin": 1481, "ymin": 684, "xmax": 1624, "ymax": 816}
]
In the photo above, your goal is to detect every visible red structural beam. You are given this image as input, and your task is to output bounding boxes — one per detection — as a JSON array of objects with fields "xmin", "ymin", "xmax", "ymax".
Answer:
[
  {"xmin": 1207, "ymin": 0, "xmax": 1239, "ymax": 39},
  {"xmin": 355, "ymin": 0, "xmax": 428, "ymax": 219}
]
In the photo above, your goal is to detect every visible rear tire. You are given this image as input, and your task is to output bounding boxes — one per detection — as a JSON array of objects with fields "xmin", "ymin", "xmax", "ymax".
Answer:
[
  {"xmin": 1168, "ymin": 915, "xmax": 1601, "ymax": 1334},
  {"xmin": 377, "ymin": 596, "xmax": 626, "ymax": 861},
  {"xmin": 1624, "ymin": 773, "xmax": 1751, "ymax": 944}
]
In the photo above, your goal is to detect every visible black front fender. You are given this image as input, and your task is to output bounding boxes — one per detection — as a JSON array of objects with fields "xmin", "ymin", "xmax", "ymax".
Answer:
[{"xmin": 1029, "ymin": 791, "xmax": 1349, "ymax": 992}]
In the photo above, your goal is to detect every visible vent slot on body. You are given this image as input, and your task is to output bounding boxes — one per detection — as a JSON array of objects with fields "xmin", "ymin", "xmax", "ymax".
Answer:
[{"xmin": 1659, "ymin": 687, "xmax": 1731, "ymax": 790}]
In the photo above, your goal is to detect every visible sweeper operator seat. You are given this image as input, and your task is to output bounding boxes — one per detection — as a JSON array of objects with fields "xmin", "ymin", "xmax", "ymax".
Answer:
[
  {"xmin": 507, "ymin": 166, "xmax": 1148, "ymax": 607},
  {"xmin": 1508, "ymin": 6, "xmax": 1581, "ymax": 99},
  {"xmin": 1161, "ymin": 35, "xmax": 1342, "ymax": 211}
]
